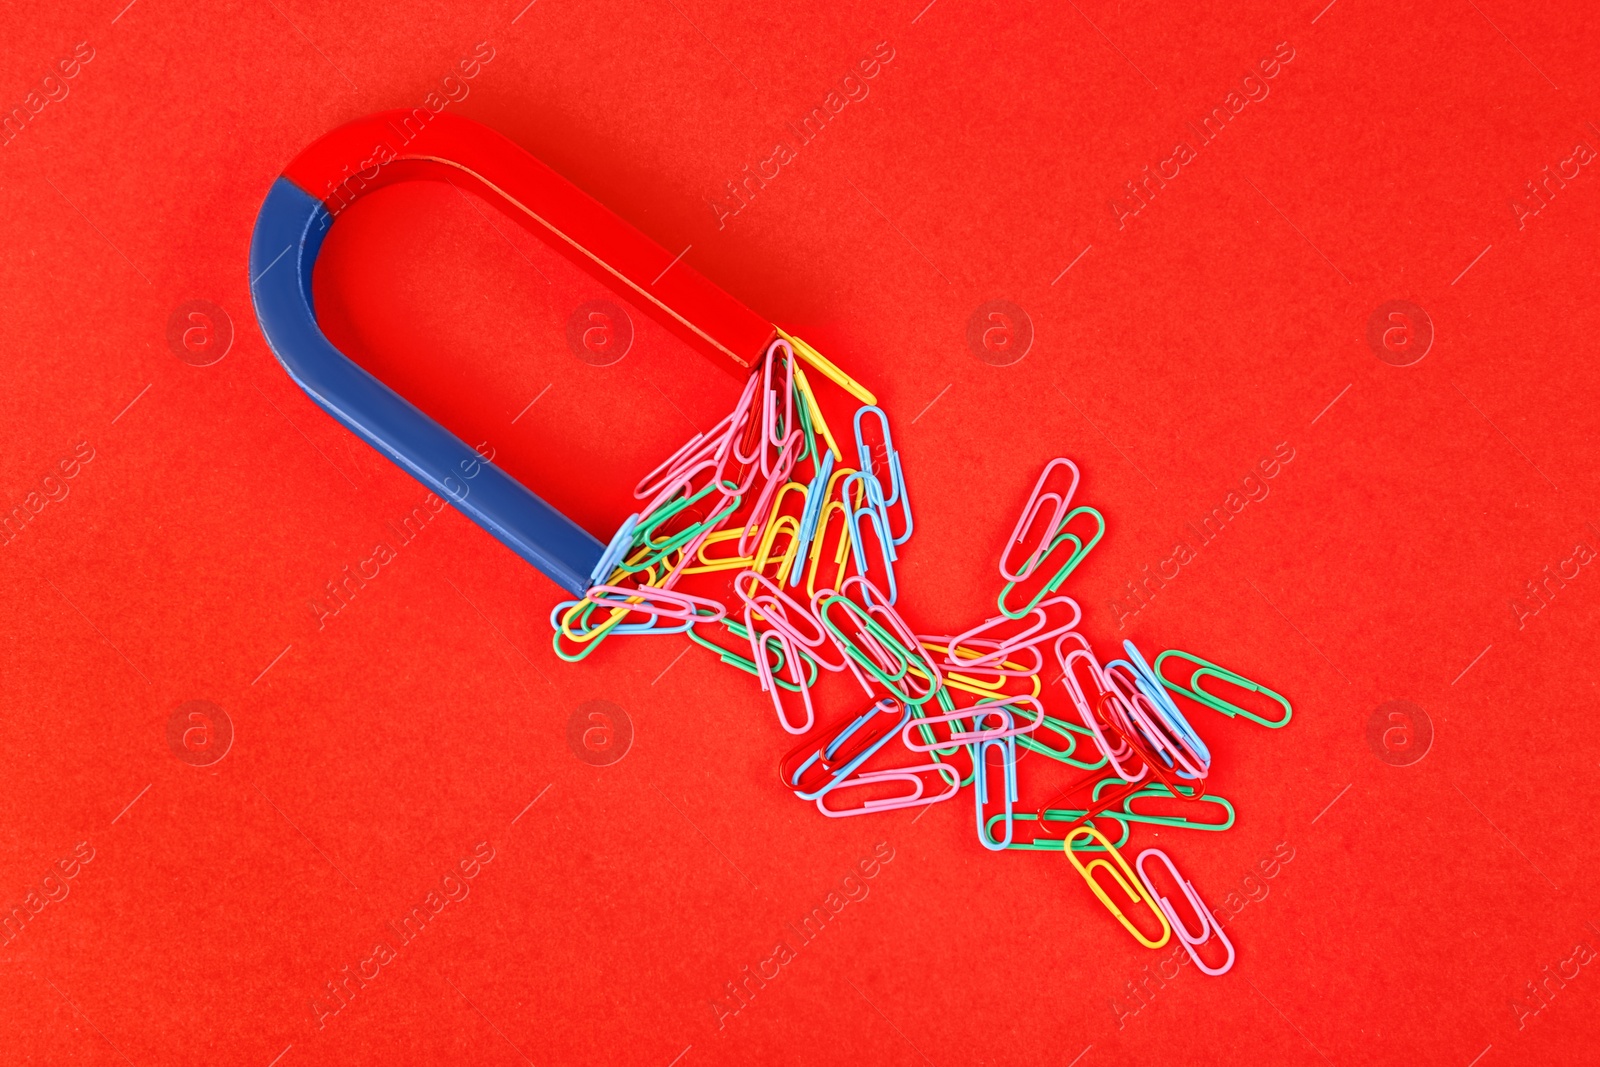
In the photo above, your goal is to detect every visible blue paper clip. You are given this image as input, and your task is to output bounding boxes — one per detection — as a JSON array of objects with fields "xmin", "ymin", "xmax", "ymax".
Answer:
[
  {"xmin": 853, "ymin": 406, "xmax": 912, "ymax": 548},
  {"xmin": 854, "ymin": 406, "xmax": 899, "ymax": 505},
  {"xmin": 788, "ymin": 701, "xmax": 912, "ymax": 801},
  {"xmin": 589, "ymin": 514, "xmax": 639, "ymax": 586},
  {"xmin": 787, "ymin": 450, "xmax": 834, "ymax": 587},
  {"xmin": 842, "ymin": 471, "xmax": 898, "ymax": 605},
  {"xmin": 1119, "ymin": 639, "xmax": 1210, "ymax": 766},
  {"xmin": 973, "ymin": 723, "xmax": 1019, "ymax": 852}
]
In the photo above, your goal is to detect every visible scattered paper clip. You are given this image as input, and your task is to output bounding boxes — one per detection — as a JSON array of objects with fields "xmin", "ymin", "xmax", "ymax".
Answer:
[
  {"xmin": 1135, "ymin": 848, "xmax": 1234, "ymax": 975},
  {"xmin": 546, "ymin": 366, "xmax": 1293, "ymax": 970},
  {"xmin": 1065, "ymin": 826, "xmax": 1172, "ymax": 949},
  {"xmin": 1156, "ymin": 649, "xmax": 1293, "ymax": 728}
]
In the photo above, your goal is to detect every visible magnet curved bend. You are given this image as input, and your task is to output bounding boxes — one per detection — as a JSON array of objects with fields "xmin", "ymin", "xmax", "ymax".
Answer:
[{"xmin": 248, "ymin": 110, "xmax": 774, "ymax": 595}]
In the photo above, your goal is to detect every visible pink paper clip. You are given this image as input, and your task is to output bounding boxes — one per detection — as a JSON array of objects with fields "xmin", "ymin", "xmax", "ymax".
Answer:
[
  {"xmin": 827, "ymin": 575, "xmax": 941, "ymax": 705},
  {"xmin": 736, "ymin": 570, "xmax": 845, "ymax": 671},
  {"xmin": 1105, "ymin": 663, "xmax": 1208, "ymax": 779},
  {"xmin": 716, "ymin": 375, "xmax": 768, "ymax": 497},
  {"xmin": 842, "ymin": 575, "xmax": 942, "ymax": 688},
  {"xmin": 751, "ymin": 619, "xmax": 815, "ymax": 735},
  {"xmin": 760, "ymin": 341, "xmax": 796, "ymax": 479},
  {"xmin": 584, "ymin": 585, "xmax": 727, "ymax": 623},
  {"xmin": 999, "ymin": 457, "xmax": 1080, "ymax": 583},
  {"xmin": 923, "ymin": 636, "xmax": 1044, "ymax": 679},
  {"xmin": 1056, "ymin": 637, "xmax": 1147, "ymax": 782},
  {"xmin": 660, "ymin": 516, "xmax": 731, "ymax": 592},
  {"xmin": 900, "ymin": 695, "xmax": 1044, "ymax": 751},
  {"xmin": 634, "ymin": 431, "xmax": 714, "ymax": 503},
  {"xmin": 815, "ymin": 763, "xmax": 960, "ymax": 817},
  {"xmin": 636, "ymin": 384, "xmax": 757, "ymax": 518},
  {"xmin": 737, "ymin": 430, "xmax": 801, "ymax": 555},
  {"xmin": 634, "ymin": 379, "xmax": 751, "ymax": 504},
  {"xmin": 636, "ymin": 457, "xmax": 710, "ymax": 521},
  {"xmin": 944, "ymin": 595, "xmax": 1082, "ymax": 669},
  {"xmin": 1135, "ymin": 848, "xmax": 1234, "ymax": 975},
  {"xmin": 810, "ymin": 588, "xmax": 887, "ymax": 696}
]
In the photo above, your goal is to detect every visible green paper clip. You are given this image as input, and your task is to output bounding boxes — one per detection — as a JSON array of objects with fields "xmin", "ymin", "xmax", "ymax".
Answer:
[
  {"xmin": 996, "ymin": 506, "xmax": 1104, "ymax": 619},
  {"xmin": 687, "ymin": 617, "xmax": 818, "ymax": 691},
  {"xmin": 1091, "ymin": 778, "xmax": 1236, "ymax": 831},
  {"xmin": 1015, "ymin": 713, "xmax": 1109, "ymax": 771},
  {"xmin": 1155, "ymin": 649, "xmax": 1292, "ymax": 728},
  {"xmin": 984, "ymin": 810, "xmax": 1130, "ymax": 851}
]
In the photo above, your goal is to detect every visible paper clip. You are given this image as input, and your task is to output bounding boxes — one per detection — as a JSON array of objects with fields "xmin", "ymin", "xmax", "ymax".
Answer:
[
  {"xmin": 788, "ymin": 450, "xmax": 835, "ymax": 585},
  {"xmin": 588, "ymin": 515, "xmax": 639, "ymax": 587},
  {"xmin": 1092, "ymin": 779, "xmax": 1234, "ymax": 831},
  {"xmin": 841, "ymin": 471, "xmax": 898, "ymax": 604},
  {"xmin": 583, "ymin": 585, "xmax": 727, "ymax": 625},
  {"xmin": 901, "ymin": 696, "xmax": 1042, "ymax": 751},
  {"xmin": 945, "ymin": 595, "xmax": 1081, "ymax": 669},
  {"xmin": 997, "ymin": 507, "xmax": 1104, "ymax": 619},
  {"xmin": 781, "ymin": 699, "xmax": 909, "ymax": 800},
  {"xmin": 761, "ymin": 341, "xmax": 797, "ymax": 479},
  {"xmin": 986, "ymin": 810, "xmax": 1130, "ymax": 851},
  {"xmin": 716, "ymin": 384, "xmax": 768, "ymax": 499},
  {"xmin": 803, "ymin": 477, "xmax": 857, "ymax": 599},
  {"xmin": 753, "ymin": 623, "xmax": 815, "ymax": 734},
  {"xmin": 1155, "ymin": 649, "xmax": 1292, "ymax": 728},
  {"xmin": 974, "ymin": 734, "xmax": 1019, "ymax": 850},
  {"xmin": 931, "ymin": 659, "xmax": 1042, "ymax": 703},
  {"xmin": 791, "ymin": 363, "xmax": 843, "ymax": 463},
  {"xmin": 1103, "ymin": 662, "xmax": 1208, "ymax": 781},
  {"xmin": 682, "ymin": 527, "xmax": 755, "ymax": 575},
  {"xmin": 854, "ymin": 407, "xmax": 898, "ymax": 504},
  {"xmin": 772, "ymin": 326, "xmax": 877, "ymax": 407},
  {"xmin": 1135, "ymin": 848, "xmax": 1234, "ymax": 975},
  {"xmin": 853, "ymin": 406, "xmax": 912, "ymax": 548},
  {"xmin": 817, "ymin": 763, "xmax": 959, "ymax": 818},
  {"xmin": 1064, "ymin": 827, "xmax": 1172, "ymax": 949},
  {"xmin": 1117, "ymin": 640, "xmax": 1211, "ymax": 766},
  {"xmin": 999, "ymin": 457, "xmax": 1079, "ymax": 582}
]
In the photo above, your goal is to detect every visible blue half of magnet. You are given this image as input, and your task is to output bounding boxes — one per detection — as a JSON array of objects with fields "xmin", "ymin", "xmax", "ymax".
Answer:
[{"xmin": 248, "ymin": 176, "xmax": 604, "ymax": 596}]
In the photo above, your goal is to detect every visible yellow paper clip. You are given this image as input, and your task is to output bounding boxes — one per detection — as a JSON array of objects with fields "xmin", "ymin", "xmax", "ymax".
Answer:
[
  {"xmin": 792, "ymin": 363, "xmax": 844, "ymax": 463},
  {"xmin": 774, "ymin": 326, "xmax": 877, "ymax": 407},
  {"xmin": 805, "ymin": 496, "xmax": 855, "ymax": 600},
  {"xmin": 681, "ymin": 527, "xmax": 754, "ymax": 575},
  {"xmin": 753, "ymin": 513, "xmax": 802, "ymax": 582},
  {"xmin": 1064, "ymin": 826, "xmax": 1172, "ymax": 949}
]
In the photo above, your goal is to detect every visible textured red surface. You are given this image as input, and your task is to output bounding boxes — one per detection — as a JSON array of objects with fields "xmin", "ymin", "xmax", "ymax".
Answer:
[{"xmin": 2, "ymin": 2, "xmax": 1598, "ymax": 1066}]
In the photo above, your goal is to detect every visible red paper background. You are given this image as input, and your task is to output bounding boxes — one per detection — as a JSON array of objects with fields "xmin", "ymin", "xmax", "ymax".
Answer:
[{"xmin": 3, "ymin": 1, "xmax": 1598, "ymax": 1065}]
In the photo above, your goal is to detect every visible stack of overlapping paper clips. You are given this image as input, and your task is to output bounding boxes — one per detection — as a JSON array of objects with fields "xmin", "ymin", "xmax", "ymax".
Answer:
[{"xmin": 550, "ymin": 336, "xmax": 1293, "ymax": 972}]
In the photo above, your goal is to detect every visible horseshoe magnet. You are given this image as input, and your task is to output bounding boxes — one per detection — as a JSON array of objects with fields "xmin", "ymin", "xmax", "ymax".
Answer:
[{"xmin": 248, "ymin": 109, "xmax": 798, "ymax": 594}]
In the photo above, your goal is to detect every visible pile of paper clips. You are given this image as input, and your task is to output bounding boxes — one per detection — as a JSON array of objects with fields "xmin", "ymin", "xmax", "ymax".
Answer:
[{"xmin": 550, "ymin": 335, "xmax": 1293, "ymax": 971}]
